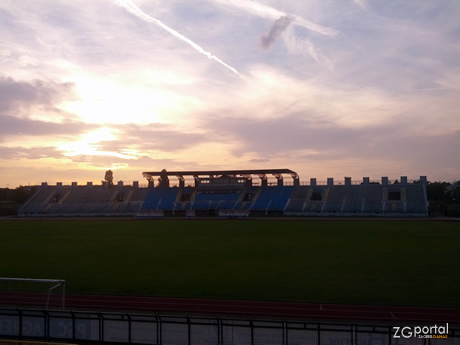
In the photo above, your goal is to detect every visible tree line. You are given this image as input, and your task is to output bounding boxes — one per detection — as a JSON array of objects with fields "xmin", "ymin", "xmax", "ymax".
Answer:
[
  {"xmin": 427, "ymin": 181, "xmax": 460, "ymax": 217},
  {"xmin": 0, "ymin": 185, "xmax": 37, "ymax": 216}
]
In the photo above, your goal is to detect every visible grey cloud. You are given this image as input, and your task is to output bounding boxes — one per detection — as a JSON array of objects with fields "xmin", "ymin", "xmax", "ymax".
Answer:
[
  {"xmin": 61, "ymin": 152, "xmax": 202, "ymax": 176},
  {"xmin": 0, "ymin": 1, "xmax": 168, "ymax": 70},
  {"xmin": 260, "ymin": 16, "xmax": 293, "ymax": 50},
  {"xmin": 69, "ymin": 154, "xmax": 129, "ymax": 167},
  {"xmin": 0, "ymin": 7, "xmax": 39, "ymax": 49},
  {"xmin": 207, "ymin": 115, "xmax": 362, "ymax": 154},
  {"xmin": 0, "ymin": 146, "xmax": 64, "ymax": 160},
  {"xmin": 0, "ymin": 76, "xmax": 83, "ymax": 141},
  {"xmin": 0, "ymin": 114, "xmax": 89, "ymax": 140},
  {"xmin": 325, "ymin": 2, "xmax": 460, "ymax": 94},
  {"xmin": 249, "ymin": 158, "xmax": 271, "ymax": 163},
  {"xmin": 0, "ymin": 76, "xmax": 74, "ymax": 114},
  {"xmin": 204, "ymin": 115, "xmax": 460, "ymax": 172},
  {"xmin": 108, "ymin": 124, "xmax": 218, "ymax": 152},
  {"xmin": 366, "ymin": 131, "xmax": 460, "ymax": 170}
]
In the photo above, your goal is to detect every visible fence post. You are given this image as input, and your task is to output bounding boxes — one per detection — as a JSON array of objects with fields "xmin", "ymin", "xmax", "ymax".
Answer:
[
  {"xmin": 18, "ymin": 309, "xmax": 23, "ymax": 341},
  {"xmin": 99, "ymin": 313, "xmax": 104, "ymax": 344},
  {"xmin": 156, "ymin": 315, "xmax": 162, "ymax": 345},
  {"xmin": 45, "ymin": 310, "xmax": 49, "ymax": 342},
  {"xmin": 71, "ymin": 311, "xmax": 76, "ymax": 342},
  {"xmin": 187, "ymin": 316, "xmax": 191, "ymax": 345},
  {"xmin": 351, "ymin": 324, "xmax": 355, "ymax": 345},
  {"xmin": 127, "ymin": 313, "xmax": 132, "ymax": 345},
  {"xmin": 216, "ymin": 318, "xmax": 222, "ymax": 345},
  {"xmin": 62, "ymin": 280, "xmax": 66, "ymax": 309},
  {"xmin": 317, "ymin": 323, "xmax": 320, "ymax": 345},
  {"xmin": 283, "ymin": 321, "xmax": 287, "ymax": 345}
]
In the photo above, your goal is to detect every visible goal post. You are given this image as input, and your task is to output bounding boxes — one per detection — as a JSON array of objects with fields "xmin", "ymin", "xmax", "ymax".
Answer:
[{"xmin": 0, "ymin": 278, "xmax": 65, "ymax": 310}]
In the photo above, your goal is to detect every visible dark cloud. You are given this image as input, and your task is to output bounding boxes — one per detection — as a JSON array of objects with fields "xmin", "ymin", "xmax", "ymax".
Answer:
[
  {"xmin": 0, "ymin": 76, "xmax": 74, "ymax": 114},
  {"xmin": 105, "ymin": 124, "xmax": 218, "ymax": 152},
  {"xmin": 68, "ymin": 154, "xmax": 128, "ymax": 167},
  {"xmin": 260, "ymin": 16, "xmax": 293, "ymax": 50},
  {"xmin": 0, "ymin": 76, "xmax": 84, "ymax": 141},
  {"xmin": 206, "ymin": 115, "xmax": 362, "ymax": 154},
  {"xmin": 249, "ymin": 158, "xmax": 271, "ymax": 163},
  {"xmin": 204, "ymin": 115, "xmax": 460, "ymax": 172},
  {"xmin": 0, "ymin": 146, "xmax": 63, "ymax": 160},
  {"xmin": 0, "ymin": 114, "xmax": 89, "ymax": 141}
]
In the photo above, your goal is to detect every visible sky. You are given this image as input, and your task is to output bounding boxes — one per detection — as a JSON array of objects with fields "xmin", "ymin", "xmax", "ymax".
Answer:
[{"xmin": 1, "ymin": 0, "xmax": 459, "ymax": 187}]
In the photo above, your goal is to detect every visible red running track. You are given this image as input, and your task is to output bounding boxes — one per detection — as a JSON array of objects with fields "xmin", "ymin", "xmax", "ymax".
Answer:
[
  {"xmin": 2, "ymin": 293, "xmax": 459, "ymax": 324},
  {"xmin": 61, "ymin": 295, "xmax": 460, "ymax": 325}
]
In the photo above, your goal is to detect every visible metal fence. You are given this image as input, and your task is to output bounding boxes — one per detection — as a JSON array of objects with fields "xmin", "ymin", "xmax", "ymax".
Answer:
[{"xmin": 0, "ymin": 308, "xmax": 459, "ymax": 345}]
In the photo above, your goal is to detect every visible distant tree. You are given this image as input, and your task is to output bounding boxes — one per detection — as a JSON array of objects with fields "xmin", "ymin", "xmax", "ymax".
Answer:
[
  {"xmin": 0, "ymin": 185, "xmax": 37, "ymax": 216},
  {"xmin": 449, "ymin": 181, "xmax": 460, "ymax": 204},
  {"xmin": 13, "ymin": 185, "xmax": 37, "ymax": 203},
  {"xmin": 104, "ymin": 170, "xmax": 114, "ymax": 186},
  {"xmin": 427, "ymin": 181, "xmax": 451, "ymax": 202}
]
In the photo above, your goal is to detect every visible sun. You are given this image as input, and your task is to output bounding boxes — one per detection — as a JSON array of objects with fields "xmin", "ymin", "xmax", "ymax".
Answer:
[
  {"xmin": 57, "ymin": 127, "xmax": 131, "ymax": 160},
  {"xmin": 61, "ymin": 76, "xmax": 192, "ymax": 125}
]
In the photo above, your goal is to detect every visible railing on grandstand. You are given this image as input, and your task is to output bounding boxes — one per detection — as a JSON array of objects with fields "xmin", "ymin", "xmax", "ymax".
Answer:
[
  {"xmin": 298, "ymin": 179, "xmax": 424, "ymax": 186},
  {"xmin": 1, "ymin": 308, "xmax": 457, "ymax": 345},
  {"xmin": 30, "ymin": 179, "xmax": 424, "ymax": 190}
]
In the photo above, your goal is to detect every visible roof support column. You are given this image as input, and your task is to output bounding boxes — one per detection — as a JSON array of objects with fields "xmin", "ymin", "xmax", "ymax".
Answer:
[
  {"xmin": 242, "ymin": 174, "xmax": 252, "ymax": 187},
  {"xmin": 193, "ymin": 175, "xmax": 200, "ymax": 188},
  {"xmin": 290, "ymin": 173, "xmax": 299, "ymax": 186},
  {"xmin": 177, "ymin": 175, "xmax": 185, "ymax": 188},
  {"xmin": 273, "ymin": 173, "xmax": 283, "ymax": 187},
  {"xmin": 257, "ymin": 174, "xmax": 267, "ymax": 187}
]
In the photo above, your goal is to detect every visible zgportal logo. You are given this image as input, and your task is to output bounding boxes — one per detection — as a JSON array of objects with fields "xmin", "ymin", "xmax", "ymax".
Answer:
[{"xmin": 393, "ymin": 323, "xmax": 449, "ymax": 339}]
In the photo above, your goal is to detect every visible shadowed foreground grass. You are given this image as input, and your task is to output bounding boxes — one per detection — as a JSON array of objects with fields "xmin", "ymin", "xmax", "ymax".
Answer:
[{"xmin": 0, "ymin": 219, "xmax": 459, "ymax": 307}]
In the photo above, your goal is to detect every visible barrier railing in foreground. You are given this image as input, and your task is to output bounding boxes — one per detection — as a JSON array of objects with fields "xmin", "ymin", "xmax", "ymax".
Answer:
[{"xmin": 0, "ymin": 308, "xmax": 458, "ymax": 345}]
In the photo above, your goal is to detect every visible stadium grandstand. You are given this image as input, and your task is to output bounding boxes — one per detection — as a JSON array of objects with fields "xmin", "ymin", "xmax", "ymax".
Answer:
[{"xmin": 18, "ymin": 169, "xmax": 429, "ymax": 217}]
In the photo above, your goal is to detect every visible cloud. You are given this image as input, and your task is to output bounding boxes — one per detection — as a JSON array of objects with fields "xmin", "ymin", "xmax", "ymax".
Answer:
[
  {"xmin": 260, "ymin": 15, "xmax": 293, "ymax": 49},
  {"xmin": 211, "ymin": 0, "xmax": 338, "ymax": 36},
  {"xmin": 201, "ymin": 114, "xmax": 460, "ymax": 180},
  {"xmin": 0, "ymin": 76, "xmax": 74, "ymax": 115},
  {"xmin": 0, "ymin": 76, "xmax": 87, "ymax": 146},
  {"xmin": 210, "ymin": 0, "xmax": 338, "ymax": 67},
  {"xmin": 282, "ymin": 26, "xmax": 334, "ymax": 70},
  {"xmin": 111, "ymin": 124, "xmax": 218, "ymax": 152},
  {"xmin": 249, "ymin": 158, "xmax": 271, "ymax": 164},
  {"xmin": 352, "ymin": 0, "xmax": 367, "ymax": 10},
  {"xmin": 0, "ymin": 146, "xmax": 64, "ymax": 160},
  {"xmin": 0, "ymin": 115, "xmax": 88, "ymax": 141}
]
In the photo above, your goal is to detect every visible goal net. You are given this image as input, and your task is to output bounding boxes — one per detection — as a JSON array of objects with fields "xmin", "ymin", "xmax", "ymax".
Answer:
[{"xmin": 0, "ymin": 278, "xmax": 65, "ymax": 310}]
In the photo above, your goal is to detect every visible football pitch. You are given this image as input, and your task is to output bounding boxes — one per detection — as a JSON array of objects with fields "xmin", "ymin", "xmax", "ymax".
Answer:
[{"xmin": 0, "ymin": 219, "xmax": 459, "ymax": 308}]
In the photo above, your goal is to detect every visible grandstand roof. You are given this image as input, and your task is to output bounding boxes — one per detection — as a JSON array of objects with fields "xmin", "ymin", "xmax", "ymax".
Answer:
[{"xmin": 142, "ymin": 169, "xmax": 298, "ymax": 179}]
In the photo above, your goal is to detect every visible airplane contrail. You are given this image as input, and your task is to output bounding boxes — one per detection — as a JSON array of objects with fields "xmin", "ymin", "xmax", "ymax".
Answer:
[
  {"xmin": 211, "ymin": 0, "xmax": 338, "ymax": 37},
  {"xmin": 117, "ymin": 0, "xmax": 244, "ymax": 79}
]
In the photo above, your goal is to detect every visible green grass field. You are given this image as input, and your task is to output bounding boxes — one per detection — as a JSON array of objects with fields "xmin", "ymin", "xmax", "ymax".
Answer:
[{"xmin": 0, "ymin": 219, "xmax": 459, "ymax": 308}]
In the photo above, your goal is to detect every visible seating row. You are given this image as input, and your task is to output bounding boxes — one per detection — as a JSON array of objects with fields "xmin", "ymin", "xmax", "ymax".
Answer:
[{"xmin": 19, "ymin": 184, "xmax": 428, "ymax": 216}]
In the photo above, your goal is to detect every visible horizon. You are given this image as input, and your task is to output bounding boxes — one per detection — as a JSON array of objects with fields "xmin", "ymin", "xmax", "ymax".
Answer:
[{"xmin": 1, "ymin": 0, "xmax": 459, "ymax": 188}]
